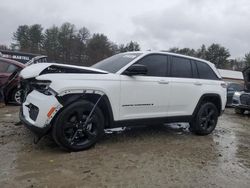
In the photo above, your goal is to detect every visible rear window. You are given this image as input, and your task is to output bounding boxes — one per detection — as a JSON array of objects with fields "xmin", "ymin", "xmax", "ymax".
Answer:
[{"xmin": 196, "ymin": 61, "xmax": 219, "ymax": 80}]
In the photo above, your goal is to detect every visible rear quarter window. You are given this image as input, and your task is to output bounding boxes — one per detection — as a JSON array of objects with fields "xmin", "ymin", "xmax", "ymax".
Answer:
[{"xmin": 196, "ymin": 61, "xmax": 219, "ymax": 80}]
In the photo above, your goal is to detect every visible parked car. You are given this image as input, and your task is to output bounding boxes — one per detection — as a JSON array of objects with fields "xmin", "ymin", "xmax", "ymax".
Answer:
[
  {"xmin": 19, "ymin": 51, "xmax": 226, "ymax": 151},
  {"xmin": 226, "ymin": 82, "xmax": 244, "ymax": 106},
  {"xmin": 26, "ymin": 55, "xmax": 48, "ymax": 66},
  {"xmin": 0, "ymin": 57, "xmax": 25, "ymax": 104},
  {"xmin": 232, "ymin": 67, "xmax": 250, "ymax": 114}
]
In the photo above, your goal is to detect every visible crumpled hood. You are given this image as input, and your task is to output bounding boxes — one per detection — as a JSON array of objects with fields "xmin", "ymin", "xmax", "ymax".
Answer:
[{"xmin": 20, "ymin": 63, "xmax": 108, "ymax": 79}]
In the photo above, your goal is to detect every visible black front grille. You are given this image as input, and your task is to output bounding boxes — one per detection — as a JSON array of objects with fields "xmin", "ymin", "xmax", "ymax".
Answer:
[{"xmin": 240, "ymin": 94, "xmax": 250, "ymax": 105}]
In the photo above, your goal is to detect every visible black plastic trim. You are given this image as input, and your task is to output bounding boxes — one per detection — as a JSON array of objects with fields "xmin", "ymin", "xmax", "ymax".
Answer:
[
  {"xmin": 192, "ymin": 93, "xmax": 223, "ymax": 116},
  {"xmin": 112, "ymin": 115, "xmax": 192, "ymax": 128},
  {"xmin": 56, "ymin": 93, "xmax": 115, "ymax": 128}
]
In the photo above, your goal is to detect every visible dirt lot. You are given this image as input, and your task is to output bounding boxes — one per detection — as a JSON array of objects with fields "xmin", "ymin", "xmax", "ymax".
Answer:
[{"xmin": 0, "ymin": 106, "xmax": 250, "ymax": 188}]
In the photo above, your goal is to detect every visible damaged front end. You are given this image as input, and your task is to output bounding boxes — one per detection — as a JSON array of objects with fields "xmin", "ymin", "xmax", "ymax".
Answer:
[
  {"xmin": 19, "ymin": 78, "xmax": 62, "ymax": 142},
  {"xmin": 19, "ymin": 63, "xmax": 108, "ymax": 143}
]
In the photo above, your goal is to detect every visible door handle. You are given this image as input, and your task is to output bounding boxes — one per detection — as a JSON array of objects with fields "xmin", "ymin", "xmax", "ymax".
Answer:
[
  {"xmin": 194, "ymin": 82, "xmax": 202, "ymax": 86},
  {"xmin": 158, "ymin": 80, "xmax": 169, "ymax": 84}
]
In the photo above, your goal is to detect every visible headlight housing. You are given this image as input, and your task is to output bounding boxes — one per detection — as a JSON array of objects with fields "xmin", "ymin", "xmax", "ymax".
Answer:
[
  {"xmin": 30, "ymin": 80, "xmax": 56, "ymax": 95},
  {"xmin": 233, "ymin": 91, "xmax": 241, "ymax": 97}
]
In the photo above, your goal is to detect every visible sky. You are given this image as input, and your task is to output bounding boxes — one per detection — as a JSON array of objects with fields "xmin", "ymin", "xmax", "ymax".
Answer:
[{"xmin": 0, "ymin": 0, "xmax": 250, "ymax": 58}]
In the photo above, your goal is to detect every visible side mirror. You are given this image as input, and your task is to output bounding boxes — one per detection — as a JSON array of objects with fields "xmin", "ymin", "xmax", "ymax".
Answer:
[{"xmin": 124, "ymin": 64, "xmax": 147, "ymax": 76}]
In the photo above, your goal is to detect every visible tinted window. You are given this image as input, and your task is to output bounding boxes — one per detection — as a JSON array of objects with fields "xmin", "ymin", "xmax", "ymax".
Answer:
[
  {"xmin": 196, "ymin": 61, "xmax": 218, "ymax": 80},
  {"xmin": 228, "ymin": 83, "xmax": 243, "ymax": 91},
  {"xmin": 6, "ymin": 64, "xmax": 17, "ymax": 73},
  {"xmin": 0, "ymin": 60, "xmax": 9, "ymax": 73},
  {"xmin": 171, "ymin": 57, "xmax": 192, "ymax": 78},
  {"xmin": 136, "ymin": 54, "xmax": 167, "ymax": 77},
  {"xmin": 92, "ymin": 53, "xmax": 142, "ymax": 73}
]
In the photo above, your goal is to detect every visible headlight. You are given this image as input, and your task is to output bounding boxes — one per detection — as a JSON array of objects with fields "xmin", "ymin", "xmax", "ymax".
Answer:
[
  {"xmin": 30, "ymin": 80, "xmax": 56, "ymax": 95},
  {"xmin": 234, "ymin": 91, "xmax": 241, "ymax": 97}
]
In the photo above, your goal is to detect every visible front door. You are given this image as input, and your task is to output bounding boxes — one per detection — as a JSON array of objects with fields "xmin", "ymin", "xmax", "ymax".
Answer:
[{"xmin": 120, "ymin": 54, "xmax": 170, "ymax": 120}]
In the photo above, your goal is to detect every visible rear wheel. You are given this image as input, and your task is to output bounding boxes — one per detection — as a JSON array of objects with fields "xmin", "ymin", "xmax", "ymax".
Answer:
[
  {"xmin": 189, "ymin": 102, "xmax": 218, "ymax": 135},
  {"xmin": 52, "ymin": 100, "xmax": 104, "ymax": 151},
  {"xmin": 235, "ymin": 108, "xmax": 245, "ymax": 114}
]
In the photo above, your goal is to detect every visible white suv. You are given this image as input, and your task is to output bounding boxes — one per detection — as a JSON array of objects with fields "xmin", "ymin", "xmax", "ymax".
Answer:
[{"xmin": 19, "ymin": 51, "xmax": 227, "ymax": 151}]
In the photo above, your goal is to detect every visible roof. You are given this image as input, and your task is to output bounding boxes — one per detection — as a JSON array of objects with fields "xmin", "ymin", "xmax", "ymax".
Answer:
[
  {"xmin": 120, "ymin": 51, "xmax": 221, "ymax": 78},
  {"xmin": 0, "ymin": 57, "xmax": 26, "ymax": 68},
  {"xmin": 126, "ymin": 51, "xmax": 214, "ymax": 66},
  {"xmin": 218, "ymin": 69, "xmax": 243, "ymax": 80}
]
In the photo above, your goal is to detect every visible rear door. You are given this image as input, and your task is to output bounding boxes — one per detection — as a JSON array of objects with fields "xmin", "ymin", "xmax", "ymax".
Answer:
[
  {"xmin": 120, "ymin": 54, "xmax": 170, "ymax": 120},
  {"xmin": 168, "ymin": 56, "xmax": 202, "ymax": 116}
]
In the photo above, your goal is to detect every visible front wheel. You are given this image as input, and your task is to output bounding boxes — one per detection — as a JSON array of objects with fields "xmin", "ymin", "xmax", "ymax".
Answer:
[
  {"xmin": 189, "ymin": 102, "xmax": 218, "ymax": 135},
  {"xmin": 52, "ymin": 100, "xmax": 104, "ymax": 151}
]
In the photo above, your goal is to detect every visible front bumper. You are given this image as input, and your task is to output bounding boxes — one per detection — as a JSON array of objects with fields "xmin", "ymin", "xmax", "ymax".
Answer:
[
  {"xmin": 20, "ymin": 107, "xmax": 51, "ymax": 137},
  {"xmin": 232, "ymin": 104, "xmax": 250, "ymax": 110},
  {"xmin": 20, "ymin": 90, "xmax": 62, "ymax": 136},
  {"xmin": 232, "ymin": 92, "xmax": 250, "ymax": 110}
]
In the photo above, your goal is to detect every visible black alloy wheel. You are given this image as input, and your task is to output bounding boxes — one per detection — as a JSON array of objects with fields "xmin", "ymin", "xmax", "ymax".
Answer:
[
  {"xmin": 52, "ymin": 100, "xmax": 104, "ymax": 151},
  {"xmin": 190, "ymin": 102, "xmax": 218, "ymax": 135}
]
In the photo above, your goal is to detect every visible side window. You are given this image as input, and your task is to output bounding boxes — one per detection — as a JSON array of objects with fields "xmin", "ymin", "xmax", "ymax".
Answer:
[
  {"xmin": 137, "ymin": 54, "xmax": 167, "ymax": 77},
  {"xmin": 171, "ymin": 57, "xmax": 192, "ymax": 78},
  {"xmin": 6, "ymin": 64, "xmax": 18, "ymax": 73},
  {"xmin": 196, "ymin": 61, "xmax": 219, "ymax": 80},
  {"xmin": 0, "ymin": 60, "xmax": 9, "ymax": 73}
]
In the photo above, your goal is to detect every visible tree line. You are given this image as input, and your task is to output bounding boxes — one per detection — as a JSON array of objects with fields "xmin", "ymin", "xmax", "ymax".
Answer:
[
  {"xmin": 168, "ymin": 44, "xmax": 250, "ymax": 70},
  {"xmin": 9, "ymin": 23, "xmax": 140, "ymax": 66},
  {"xmin": 0, "ymin": 22, "xmax": 250, "ymax": 70}
]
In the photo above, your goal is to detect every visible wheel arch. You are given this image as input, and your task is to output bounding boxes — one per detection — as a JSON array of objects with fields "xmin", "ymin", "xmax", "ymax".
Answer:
[
  {"xmin": 193, "ymin": 93, "xmax": 222, "ymax": 117},
  {"xmin": 55, "ymin": 91, "xmax": 115, "ymax": 128}
]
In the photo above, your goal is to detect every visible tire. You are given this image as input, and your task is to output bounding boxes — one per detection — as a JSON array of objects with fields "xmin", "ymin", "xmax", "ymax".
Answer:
[
  {"xmin": 189, "ymin": 102, "xmax": 218, "ymax": 135},
  {"xmin": 11, "ymin": 89, "xmax": 22, "ymax": 105},
  {"xmin": 52, "ymin": 100, "xmax": 104, "ymax": 152},
  {"xmin": 235, "ymin": 108, "xmax": 245, "ymax": 114}
]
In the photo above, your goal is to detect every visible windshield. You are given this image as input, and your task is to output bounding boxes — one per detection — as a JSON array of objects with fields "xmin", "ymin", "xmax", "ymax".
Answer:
[{"xmin": 92, "ymin": 53, "xmax": 142, "ymax": 73}]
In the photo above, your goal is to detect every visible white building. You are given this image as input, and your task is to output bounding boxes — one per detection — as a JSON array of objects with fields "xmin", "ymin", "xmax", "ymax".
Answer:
[{"xmin": 218, "ymin": 69, "xmax": 244, "ymax": 83}]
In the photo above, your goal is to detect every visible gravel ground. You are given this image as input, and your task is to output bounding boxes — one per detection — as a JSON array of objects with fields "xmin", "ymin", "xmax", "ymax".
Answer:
[{"xmin": 0, "ymin": 106, "xmax": 250, "ymax": 188}]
